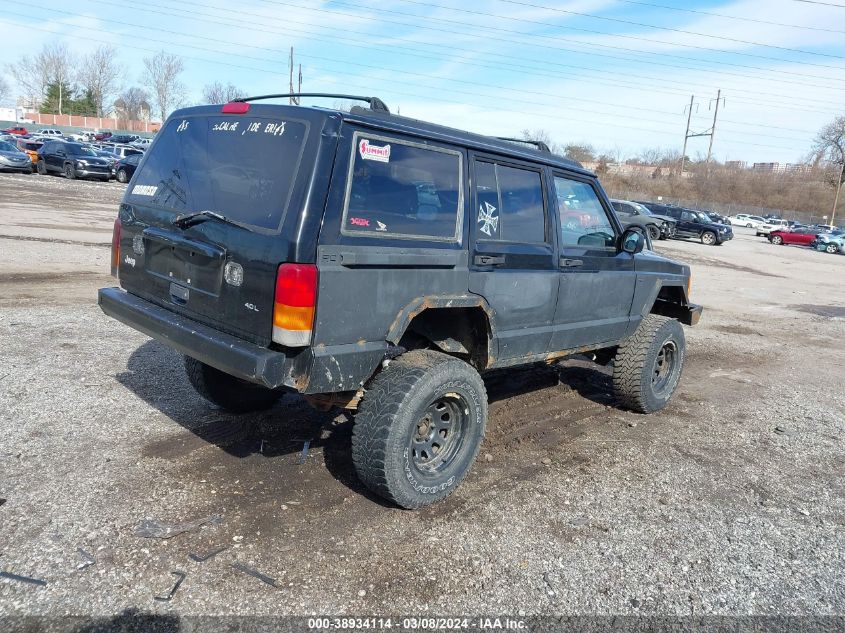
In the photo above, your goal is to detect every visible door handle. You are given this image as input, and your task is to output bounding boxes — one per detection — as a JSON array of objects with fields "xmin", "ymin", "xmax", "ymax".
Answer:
[
  {"xmin": 560, "ymin": 257, "xmax": 584, "ymax": 268},
  {"xmin": 474, "ymin": 254, "xmax": 506, "ymax": 266}
]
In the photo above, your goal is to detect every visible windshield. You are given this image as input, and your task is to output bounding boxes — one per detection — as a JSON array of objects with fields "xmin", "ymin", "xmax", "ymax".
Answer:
[
  {"xmin": 125, "ymin": 114, "xmax": 308, "ymax": 230},
  {"xmin": 69, "ymin": 145, "xmax": 97, "ymax": 157},
  {"xmin": 630, "ymin": 202, "xmax": 653, "ymax": 215}
]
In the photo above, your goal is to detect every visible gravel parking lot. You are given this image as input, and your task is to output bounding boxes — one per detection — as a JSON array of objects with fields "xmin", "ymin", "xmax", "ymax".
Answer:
[{"xmin": 0, "ymin": 172, "xmax": 843, "ymax": 626}]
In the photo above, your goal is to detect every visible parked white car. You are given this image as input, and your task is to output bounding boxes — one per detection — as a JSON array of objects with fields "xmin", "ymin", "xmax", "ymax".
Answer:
[
  {"xmin": 35, "ymin": 128, "xmax": 63, "ymax": 136},
  {"xmin": 755, "ymin": 219, "xmax": 790, "ymax": 236},
  {"xmin": 130, "ymin": 137, "xmax": 152, "ymax": 150},
  {"xmin": 728, "ymin": 213, "xmax": 766, "ymax": 228}
]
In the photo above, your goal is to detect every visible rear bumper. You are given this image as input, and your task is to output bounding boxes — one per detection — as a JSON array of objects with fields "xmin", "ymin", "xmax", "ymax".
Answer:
[{"xmin": 98, "ymin": 287, "xmax": 297, "ymax": 389}]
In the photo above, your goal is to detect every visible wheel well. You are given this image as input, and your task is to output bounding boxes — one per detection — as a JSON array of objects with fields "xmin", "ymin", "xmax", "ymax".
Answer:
[
  {"xmin": 398, "ymin": 307, "xmax": 491, "ymax": 370},
  {"xmin": 648, "ymin": 285, "xmax": 691, "ymax": 322}
]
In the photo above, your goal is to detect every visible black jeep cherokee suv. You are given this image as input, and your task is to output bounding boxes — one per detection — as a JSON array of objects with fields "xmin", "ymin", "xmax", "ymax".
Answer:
[{"xmin": 99, "ymin": 94, "xmax": 701, "ymax": 508}]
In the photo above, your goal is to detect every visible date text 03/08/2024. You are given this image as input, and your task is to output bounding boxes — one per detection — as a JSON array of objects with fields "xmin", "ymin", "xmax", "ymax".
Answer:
[{"xmin": 306, "ymin": 618, "xmax": 527, "ymax": 630}]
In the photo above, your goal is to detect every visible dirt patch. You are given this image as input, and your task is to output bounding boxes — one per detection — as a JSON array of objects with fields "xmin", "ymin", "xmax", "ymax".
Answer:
[{"xmin": 791, "ymin": 304, "xmax": 845, "ymax": 319}]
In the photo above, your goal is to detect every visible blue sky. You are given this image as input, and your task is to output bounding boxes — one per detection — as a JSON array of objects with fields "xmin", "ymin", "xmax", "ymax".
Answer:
[{"xmin": 2, "ymin": 0, "xmax": 844, "ymax": 163}]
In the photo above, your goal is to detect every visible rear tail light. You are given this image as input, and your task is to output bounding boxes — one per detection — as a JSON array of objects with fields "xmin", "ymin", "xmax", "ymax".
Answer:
[
  {"xmin": 272, "ymin": 263, "xmax": 317, "ymax": 347},
  {"xmin": 110, "ymin": 218, "xmax": 121, "ymax": 278},
  {"xmin": 221, "ymin": 101, "xmax": 250, "ymax": 114}
]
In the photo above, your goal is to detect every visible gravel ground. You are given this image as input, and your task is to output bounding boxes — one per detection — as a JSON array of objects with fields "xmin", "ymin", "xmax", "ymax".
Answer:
[{"xmin": 0, "ymin": 172, "xmax": 843, "ymax": 627}]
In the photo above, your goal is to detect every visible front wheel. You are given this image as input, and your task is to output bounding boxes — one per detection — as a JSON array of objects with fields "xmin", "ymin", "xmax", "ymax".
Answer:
[
  {"xmin": 613, "ymin": 315, "xmax": 685, "ymax": 414},
  {"xmin": 771, "ymin": 235, "xmax": 784, "ymax": 245},
  {"xmin": 647, "ymin": 224, "xmax": 661, "ymax": 241},
  {"xmin": 826, "ymin": 243, "xmax": 839, "ymax": 254},
  {"xmin": 701, "ymin": 231, "xmax": 717, "ymax": 245},
  {"xmin": 184, "ymin": 356, "xmax": 283, "ymax": 413},
  {"xmin": 116, "ymin": 168, "xmax": 128, "ymax": 183},
  {"xmin": 36, "ymin": 160, "xmax": 46, "ymax": 175},
  {"xmin": 352, "ymin": 350, "xmax": 487, "ymax": 509}
]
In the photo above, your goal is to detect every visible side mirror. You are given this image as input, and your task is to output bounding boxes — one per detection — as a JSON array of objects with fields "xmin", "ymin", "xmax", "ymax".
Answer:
[{"xmin": 621, "ymin": 228, "xmax": 646, "ymax": 254}]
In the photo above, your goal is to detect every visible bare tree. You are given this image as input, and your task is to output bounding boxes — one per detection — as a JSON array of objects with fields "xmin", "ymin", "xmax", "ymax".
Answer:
[
  {"xmin": 0, "ymin": 76, "xmax": 10, "ymax": 105},
  {"xmin": 520, "ymin": 128, "xmax": 563, "ymax": 154},
  {"xmin": 114, "ymin": 86, "xmax": 151, "ymax": 124},
  {"xmin": 42, "ymin": 42, "xmax": 74, "ymax": 115},
  {"xmin": 813, "ymin": 116, "xmax": 845, "ymax": 224},
  {"xmin": 141, "ymin": 51, "xmax": 186, "ymax": 122},
  {"xmin": 563, "ymin": 143, "xmax": 596, "ymax": 163},
  {"xmin": 202, "ymin": 82, "xmax": 243, "ymax": 104},
  {"xmin": 78, "ymin": 46, "xmax": 123, "ymax": 117},
  {"xmin": 6, "ymin": 53, "xmax": 51, "ymax": 110}
]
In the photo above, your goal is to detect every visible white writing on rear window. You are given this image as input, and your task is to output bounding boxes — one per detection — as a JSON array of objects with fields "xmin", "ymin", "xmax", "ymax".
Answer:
[
  {"xmin": 264, "ymin": 122, "xmax": 286, "ymax": 137},
  {"xmin": 212, "ymin": 121, "xmax": 240, "ymax": 132}
]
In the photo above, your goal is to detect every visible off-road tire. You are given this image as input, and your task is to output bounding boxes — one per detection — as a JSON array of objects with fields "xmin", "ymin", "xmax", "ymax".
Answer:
[
  {"xmin": 117, "ymin": 168, "xmax": 128, "ymax": 183},
  {"xmin": 352, "ymin": 350, "xmax": 487, "ymax": 509},
  {"xmin": 647, "ymin": 224, "xmax": 660, "ymax": 241},
  {"xmin": 701, "ymin": 231, "xmax": 716, "ymax": 245},
  {"xmin": 771, "ymin": 235, "xmax": 784, "ymax": 245},
  {"xmin": 184, "ymin": 356, "xmax": 282, "ymax": 413},
  {"xmin": 613, "ymin": 315, "xmax": 685, "ymax": 414},
  {"xmin": 64, "ymin": 163, "xmax": 76, "ymax": 180}
]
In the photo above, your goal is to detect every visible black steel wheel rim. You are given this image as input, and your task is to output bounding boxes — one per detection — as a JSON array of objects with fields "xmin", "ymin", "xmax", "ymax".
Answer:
[
  {"xmin": 411, "ymin": 394, "xmax": 470, "ymax": 474},
  {"xmin": 652, "ymin": 340, "xmax": 677, "ymax": 395}
]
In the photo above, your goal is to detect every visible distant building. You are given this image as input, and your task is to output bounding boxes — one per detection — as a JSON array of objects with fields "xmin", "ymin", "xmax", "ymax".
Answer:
[
  {"xmin": 725, "ymin": 160, "xmax": 747, "ymax": 169},
  {"xmin": 752, "ymin": 162, "xmax": 809, "ymax": 174},
  {"xmin": 753, "ymin": 162, "xmax": 786, "ymax": 173}
]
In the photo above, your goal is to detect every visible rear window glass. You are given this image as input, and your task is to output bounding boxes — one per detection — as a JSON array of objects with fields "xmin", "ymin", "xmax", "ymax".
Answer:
[
  {"xmin": 342, "ymin": 134, "xmax": 462, "ymax": 241},
  {"xmin": 125, "ymin": 115, "xmax": 308, "ymax": 230}
]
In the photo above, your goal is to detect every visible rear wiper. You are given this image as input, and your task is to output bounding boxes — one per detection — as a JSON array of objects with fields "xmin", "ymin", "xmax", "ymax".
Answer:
[{"xmin": 171, "ymin": 210, "xmax": 252, "ymax": 231}]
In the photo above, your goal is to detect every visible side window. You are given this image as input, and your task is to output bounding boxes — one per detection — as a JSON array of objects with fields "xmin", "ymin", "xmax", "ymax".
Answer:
[
  {"xmin": 681, "ymin": 211, "xmax": 695, "ymax": 222},
  {"xmin": 343, "ymin": 134, "xmax": 463, "ymax": 241},
  {"xmin": 554, "ymin": 176, "xmax": 616, "ymax": 248},
  {"xmin": 473, "ymin": 161, "xmax": 546, "ymax": 243}
]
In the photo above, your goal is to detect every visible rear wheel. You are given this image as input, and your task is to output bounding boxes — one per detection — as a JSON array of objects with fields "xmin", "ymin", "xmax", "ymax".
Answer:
[
  {"xmin": 771, "ymin": 235, "xmax": 784, "ymax": 245},
  {"xmin": 352, "ymin": 350, "xmax": 487, "ymax": 509},
  {"xmin": 36, "ymin": 160, "xmax": 46, "ymax": 175},
  {"xmin": 701, "ymin": 231, "xmax": 717, "ymax": 245},
  {"xmin": 613, "ymin": 315, "xmax": 685, "ymax": 414},
  {"xmin": 184, "ymin": 356, "xmax": 283, "ymax": 413},
  {"xmin": 64, "ymin": 163, "xmax": 76, "ymax": 180}
]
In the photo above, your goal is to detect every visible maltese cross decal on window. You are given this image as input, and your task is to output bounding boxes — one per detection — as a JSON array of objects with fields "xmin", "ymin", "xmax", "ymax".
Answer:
[{"xmin": 478, "ymin": 201, "xmax": 499, "ymax": 237}]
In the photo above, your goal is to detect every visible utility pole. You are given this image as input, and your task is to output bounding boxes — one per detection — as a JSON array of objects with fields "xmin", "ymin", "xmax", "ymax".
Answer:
[
  {"xmin": 832, "ymin": 153, "xmax": 844, "ymax": 226},
  {"xmin": 706, "ymin": 89, "xmax": 724, "ymax": 164},
  {"xmin": 289, "ymin": 47, "xmax": 300, "ymax": 105},
  {"xmin": 679, "ymin": 94, "xmax": 694, "ymax": 175}
]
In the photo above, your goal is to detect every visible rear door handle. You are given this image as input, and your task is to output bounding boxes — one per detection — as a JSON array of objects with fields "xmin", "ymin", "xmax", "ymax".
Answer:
[
  {"xmin": 560, "ymin": 257, "xmax": 584, "ymax": 268},
  {"xmin": 474, "ymin": 254, "xmax": 506, "ymax": 266}
]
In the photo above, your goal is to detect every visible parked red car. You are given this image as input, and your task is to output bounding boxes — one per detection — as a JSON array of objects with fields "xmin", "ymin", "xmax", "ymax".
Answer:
[
  {"xmin": 94, "ymin": 131, "xmax": 112, "ymax": 141},
  {"xmin": 769, "ymin": 228, "xmax": 818, "ymax": 246},
  {"xmin": 1, "ymin": 126, "xmax": 28, "ymax": 135}
]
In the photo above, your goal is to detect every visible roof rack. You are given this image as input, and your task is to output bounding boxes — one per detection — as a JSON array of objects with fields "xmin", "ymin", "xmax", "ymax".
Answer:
[
  {"xmin": 496, "ymin": 137, "xmax": 551, "ymax": 153},
  {"xmin": 231, "ymin": 93, "xmax": 390, "ymax": 113}
]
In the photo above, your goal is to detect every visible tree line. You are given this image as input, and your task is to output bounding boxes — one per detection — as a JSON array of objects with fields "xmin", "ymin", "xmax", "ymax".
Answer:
[{"xmin": 2, "ymin": 41, "xmax": 244, "ymax": 124}]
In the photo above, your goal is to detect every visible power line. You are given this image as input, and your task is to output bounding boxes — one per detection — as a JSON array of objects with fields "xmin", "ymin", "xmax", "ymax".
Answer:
[
  {"xmin": 392, "ymin": 0, "xmax": 845, "ymax": 60},
  {"xmin": 165, "ymin": 0, "xmax": 845, "ymax": 91},
  {"xmin": 0, "ymin": 15, "xmax": 811, "ymax": 153},
  {"xmin": 333, "ymin": 0, "xmax": 845, "ymax": 69},
  {"xmin": 103, "ymin": 0, "xmax": 845, "ymax": 112},
  {"xmin": 600, "ymin": 0, "xmax": 845, "ymax": 34},
  {"xmin": 30, "ymin": 0, "xmax": 845, "ymax": 117},
  {"xmin": 790, "ymin": 0, "xmax": 845, "ymax": 6},
  {"xmin": 15, "ymin": 4, "xmax": 836, "ymax": 135}
]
